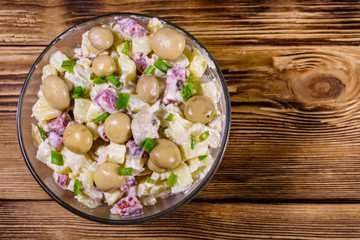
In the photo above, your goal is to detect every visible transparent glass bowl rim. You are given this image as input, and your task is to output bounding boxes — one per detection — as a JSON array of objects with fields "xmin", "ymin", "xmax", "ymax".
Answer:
[{"xmin": 16, "ymin": 12, "xmax": 231, "ymax": 224}]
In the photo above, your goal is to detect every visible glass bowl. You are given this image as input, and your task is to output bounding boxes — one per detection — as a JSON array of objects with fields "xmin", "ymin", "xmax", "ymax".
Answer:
[{"xmin": 16, "ymin": 13, "xmax": 231, "ymax": 224}]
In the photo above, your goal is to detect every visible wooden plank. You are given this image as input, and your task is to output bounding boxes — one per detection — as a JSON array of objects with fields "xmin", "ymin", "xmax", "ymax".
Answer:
[
  {"xmin": 2, "ymin": 201, "xmax": 360, "ymax": 239},
  {"xmin": 6, "ymin": 45, "xmax": 360, "ymax": 200},
  {"xmin": 1, "ymin": 1, "xmax": 360, "ymax": 46}
]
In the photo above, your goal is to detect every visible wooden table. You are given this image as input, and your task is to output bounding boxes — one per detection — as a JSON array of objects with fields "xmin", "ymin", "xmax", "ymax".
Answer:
[{"xmin": 3, "ymin": 0, "xmax": 360, "ymax": 238}]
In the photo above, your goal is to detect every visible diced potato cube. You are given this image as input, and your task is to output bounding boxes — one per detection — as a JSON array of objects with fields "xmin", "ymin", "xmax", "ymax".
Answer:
[
  {"xmin": 49, "ymin": 51, "xmax": 70, "ymax": 73},
  {"xmin": 172, "ymin": 162, "xmax": 193, "ymax": 187},
  {"xmin": 189, "ymin": 49, "xmax": 207, "ymax": 78},
  {"xmin": 96, "ymin": 142, "xmax": 126, "ymax": 164},
  {"xmin": 75, "ymin": 192, "xmax": 101, "ymax": 208},
  {"xmin": 180, "ymin": 140, "xmax": 208, "ymax": 160},
  {"xmin": 73, "ymin": 98, "xmax": 91, "ymax": 123},
  {"xmin": 201, "ymin": 79, "xmax": 220, "ymax": 104},
  {"xmin": 147, "ymin": 18, "xmax": 163, "ymax": 33},
  {"xmin": 86, "ymin": 102, "xmax": 104, "ymax": 122},
  {"xmin": 132, "ymin": 36, "xmax": 152, "ymax": 55},
  {"xmin": 41, "ymin": 64, "xmax": 57, "ymax": 81},
  {"xmin": 188, "ymin": 123, "xmax": 221, "ymax": 148},
  {"xmin": 117, "ymin": 53, "xmax": 136, "ymax": 82},
  {"xmin": 127, "ymin": 95, "xmax": 150, "ymax": 113},
  {"xmin": 61, "ymin": 147, "xmax": 93, "ymax": 178},
  {"xmin": 104, "ymin": 190, "xmax": 122, "ymax": 205},
  {"xmin": 32, "ymin": 95, "xmax": 62, "ymax": 122}
]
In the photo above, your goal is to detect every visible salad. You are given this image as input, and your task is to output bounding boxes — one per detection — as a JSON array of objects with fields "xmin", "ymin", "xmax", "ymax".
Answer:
[{"xmin": 31, "ymin": 16, "xmax": 223, "ymax": 218}]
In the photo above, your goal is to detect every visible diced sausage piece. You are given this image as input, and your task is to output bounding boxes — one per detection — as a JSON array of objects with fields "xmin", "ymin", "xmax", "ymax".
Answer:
[
  {"xmin": 162, "ymin": 67, "xmax": 188, "ymax": 105},
  {"xmin": 48, "ymin": 112, "xmax": 72, "ymax": 136},
  {"xmin": 47, "ymin": 132, "xmax": 63, "ymax": 150},
  {"xmin": 126, "ymin": 140, "xmax": 144, "ymax": 157},
  {"xmin": 94, "ymin": 89, "xmax": 119, "ymax": 114},
  {"xmin": 131, "ymin": 111, "xmax": 159, "ymax": 144},
  {"xmin": 133, "ymin": 53, "xmax": 150, "ymax": 73},
  {"xmin": 114, "ymin": 195, "xmax": 144, "ymax": 217},
  {"xmin": 117, "ymin": 18, "xmax": 150, "ymax": 40},
  {"xmin": 120, "ymin": 177, "xmax": 137, "ymax": 193},
  {"xmin": 57, "ymin": 174, "xmax": 68, "ymax": 187}
]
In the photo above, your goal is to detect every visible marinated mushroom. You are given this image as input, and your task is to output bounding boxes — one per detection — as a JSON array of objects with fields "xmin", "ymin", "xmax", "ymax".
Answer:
[
  {"xmin": 148, "ymin": 139, "xmax": 181, "ymax": 173},
  {"xmin": 63, "ymin": 123, "xmax": 93, "ymax": 154},
  {"xmin": 42, "ymin": 75, "xmax": 70, "ymax": 111},
  {"xmin": 93, "ymin": 162, "xmax": 125, "ymax": 192},
  {"xmin": 104, "ymin": 112, "xmax": 132, "ymax": 144},
  {"xmin": 136, "ymin": 74, "xmax": 160, "ymax": 104},
  {"xmin": 184, "ymin": 96, "xmax": 215, "ymax": 124},
  {"xmin": 151, "ymin": 27, "xmax": 185, "ymax": 61},
  {"xmin": 88, "ymin": 26, "xmax": 114, "ymax": 51},
  {"xmin": 92, "ymin": 55, "xmax": 116, "ymax": 77}
]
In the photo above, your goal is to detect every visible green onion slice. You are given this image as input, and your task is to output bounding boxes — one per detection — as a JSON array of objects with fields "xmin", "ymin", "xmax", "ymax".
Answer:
[
  {"xmin": 198, "ymin": 155, "xmax": 208, "ymax": 161},
  {"xmin": 143, "ymin": 65, "xmax": 155, "ymax": 75},
  {"xmin": 190, "ymin": 138, "xmax": 196, "ymax": 150},
  {"xmin": 182, "ymin": 77, "xmax": 195, "ymax": 99},
  {"xmin": 167, "ymin": 172, "xmax": 177, "ymax": 187},
  {"xmin": 36, "ymin": 124, "xmax": 47, "ymax": 141},
  {"xmin": 93, "ymin": 112, "xmax": 109, "ymax": 124},
  {"xmin": 116, "ymin": 93, "xmax": 130, "ymax": 110},
  {"xmin": 74, "ymin": 179, "xmax": 82, "ymax": 196},
  {"xmin": 106, "ymin": 74, "xmax": 121, "ymax": 88},
  {"xmin": 154, "ymin": 59, "xmax": 171, "ymax": 73},
  {"xmin": 138, "ymin": 138, "xmax": 156, "ymax": 153},
  {"xmin": 121, "ymin": 40, "xmax": 130, "ymax": 55},
  {"xmin": 93, "ymin": 77, "xmax": 106, "ymax": 85},
  {"xmin": 199, "ymin": 131, "xmax": 210, "ymax": 141},
  {"xmin": 119, "ymin": 167, "xmax": 133, "ymax": 176},
  {"xmin": 166, "ymin": 113, "xmax": 174, "ymax": 121},
  {"xmin": 51, "ymin": 151, "xmax": 64, "ymax": 166},
  {"xmin": 61, "ymin": 60, "xmax": 75, "ymax": 74},
  {"xmin": 147, "ymin": 178, "xmax": 154, "ymax": 184},
  {"xmin": 71, "ymin": 86, "xmax": 86, "ymax": 99},
  {"xmin": 90, "ymin": 72, "xmax": 96, "ymax": 80}
]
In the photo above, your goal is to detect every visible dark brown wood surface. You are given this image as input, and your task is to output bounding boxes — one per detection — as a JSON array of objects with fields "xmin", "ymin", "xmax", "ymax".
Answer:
[{"xmin": 3, "ymin": 0, "xmax": 360, "ymax": 239}]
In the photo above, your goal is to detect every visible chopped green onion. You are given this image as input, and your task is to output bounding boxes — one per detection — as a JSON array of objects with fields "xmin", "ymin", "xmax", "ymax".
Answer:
[
  {"xmin": 119, "ymin": 167, "xmax": 133, "ymax": 176},
  {"xmin": 121, "ymin": 40, "xmax": 130, "ymax": 55},
  {"xmin": 190, "ymin": 138, "xmax": 196, "ymax": 150},
  {"xmin": 116, "ymin": 93, "xmax": 130, "ymax": 110},
  {"xmin": 188, "ymin": 73, "xmax": 193, "ymax": 82},
  {"xmin": 93, "ymin": 112, "xmax": 109, "ymax": 124},
  {"xmin": 74, "ymin": 179, "xmax": 82, "ymax": 196},
  {"xmin": 198, "ymin": 155, "xmax": 208, "ymax": 161},
  {"xmin": 71, "ymin": 86, "xmax": 86, "ymax": 99},
  {"xmin": 199, "ymin": 131, "xmax": 210, "ymax": 141},
  {"xmin": 143, "ymin": 65, "xmax": 155, "ymax": 75},
  {"xmin": 93, "ymin": 77, "xmax": 106, "ymax": 85},
  {"xmin": 154, "ymin": 59, "xmax": 171, "ymax": 73},
  {"xmin": 61, "ymin": 60, "xmax": 75, "ymax": 74},
  {"xmin": 36, "ymin": 124, "xmax": 47, "ymax": 141},
  {"xmin": 147, "ymin": 178, "xmax": 154, "ymax": 184},
  {"xmin": 166, "ymin": 113, "xmax": 174, "ymax": 121},
  {"xmin": 167, "ymin": 172, "xmax": 177, "ymax": 187},
  {"xmin": 51, "ymin": 151, "xmax": 64, "ymax": 166},
  {"xmin": 138, "ymin": 138, "xmax": 156, "ymax": 153},
  {"xmin": 182, "ymin": 77, "xmax": 195, "ymax": 99},
  {"xmin": 106, "ymin": 74, "xmax": 121, "ymax": 88},
  {"xmin": 90, "ymin": 72, "xmax": 96, "ymax": 80}
]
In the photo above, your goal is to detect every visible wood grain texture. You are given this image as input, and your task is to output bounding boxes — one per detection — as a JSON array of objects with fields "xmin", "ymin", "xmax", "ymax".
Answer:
[
  {"xmin": 2, "ymin": 0, "xmax": 360, "ymax": 46},
  {"xmin": 3, "ymin": 201, "xmax": 360, "ymax": 239},
  {"xmin": 3, "ymin": 0, "xmax": 360, "ymax": 238}
]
